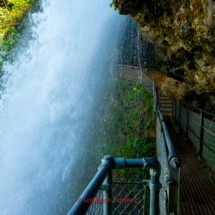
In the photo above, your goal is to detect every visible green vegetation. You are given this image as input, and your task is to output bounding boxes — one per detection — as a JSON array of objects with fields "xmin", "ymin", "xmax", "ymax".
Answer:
[
  {"xmin": 110, "ymin": 2, "xmax": 117, "ymax": 11},
  {"xmin": 94, "ymin": 79, "xmax": 156, "ymax": 214},
  {"xmin": 0, "ymin": 0, "xmax": 34, "ymax": 40},
  {"xmin": 0, "ymin": 0, "xmax": 38, "ymax": 71},
  {"xmin": 94, "ymin": 79, "xmax": 156, "ymax": 180},
  {"xmin": 0, "ymin": 28, "xmax": 20, "ymax": 59}
]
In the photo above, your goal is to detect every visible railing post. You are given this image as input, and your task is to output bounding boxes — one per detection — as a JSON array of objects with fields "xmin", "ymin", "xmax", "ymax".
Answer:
[
  {"xmin": 172, "ymin": 99, "xmax": 174, "ymax": 119},
  {"xmin": 178, "ymin": 101, "xmax": 181, "ymax": 130},
  {"xmin": 114, "ymin": 157, "xmax": 161, "ymax": 215},
  {"xmin": 153, "ymin": 78, "xmax": 156, "ymax": 112},
  {"xmin": 174, "ymin": 99, "xmax": 176, "ymax": 122},
  {"xmin": 186, "ymin": 105, "xmax": 189, "ymax": 140},
  {"xmin": 153, "ymin": 68, "xmax": 156, "ymax": 113},
  {"xmin": 102, "ymin": 169, "xmax": 112, "ymax": 215},
  {"xmin": 199, "ymin": 110, "xmax": 204, "ymax": 161},
  {"xmin": 149, "ymin": 169, "xmax": 160, "ymax": 215},
  {"xmin": 143, "ymin": 186, "xmax": 146, "ymax": 215},
  {"xmin": 167, "ymin": 165, "xmax": 180, "ymax": 215}
]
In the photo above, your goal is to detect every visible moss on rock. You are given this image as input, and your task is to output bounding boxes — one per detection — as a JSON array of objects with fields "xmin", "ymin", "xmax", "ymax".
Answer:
[{"xmin": 114, "ymin": 0, "xmax": 215, "ymax": 95}]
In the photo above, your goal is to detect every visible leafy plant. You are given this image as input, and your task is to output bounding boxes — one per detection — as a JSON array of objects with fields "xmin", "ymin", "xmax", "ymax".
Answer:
[
  {"xmin": 0, "ymin": 0, "xmax": 38, "ymax": 74},
  {"xmin": 110, "ymin": 2, "xmax": 117, "ymax": 11},
  {"xmin": 93, "ymin": 79, "xmax": 156, "ymax": 175},
  {"xmin": 0, "ymin": 0, "xmax": 35, "ymax": 39},
  {"xmin": 89, "ymin": 78, "xmax": 156, "ymax": 213}
]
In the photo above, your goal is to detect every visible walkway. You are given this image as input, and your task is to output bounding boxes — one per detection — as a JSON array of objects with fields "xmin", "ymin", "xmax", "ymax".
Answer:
[
  {"xmin": 112, "ymin": 64, "xmax": 215, "ymax": 214},
  {"xmin": 111, "ymin": 65, "xmax": 154, "ymax": 93},
  {"xmin": 165, "ymin": 116, "xmax": 215, "ymax": 215}
]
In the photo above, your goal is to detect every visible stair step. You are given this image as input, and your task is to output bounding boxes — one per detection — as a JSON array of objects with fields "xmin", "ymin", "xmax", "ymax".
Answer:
[
  {"xmin": 160, "ymin": 107, "xmax": 172, "ymax": 112},
  {"xmin": 158, "ymin": 97, "xmax": 171, "ymax": 100},
  {"xmin": 158, "ymin": 104, "xmax": 172, "ymax": 108},
  {"xmin": 161, "ymin": 109, "xmax": 172, "ymax": 113},
  {"xmin": 158, "ymin": 100, "xmax": 172, "ymax": 104},
  {"xmin": 161, "ymin": 112, "xmax": 172, "ymax": 116}
]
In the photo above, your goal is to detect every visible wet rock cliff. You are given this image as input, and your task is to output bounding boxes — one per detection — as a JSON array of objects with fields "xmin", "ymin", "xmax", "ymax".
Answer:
[{"xmin": 113, "ymin": 0, "xmax": 215, "ymax": 109}]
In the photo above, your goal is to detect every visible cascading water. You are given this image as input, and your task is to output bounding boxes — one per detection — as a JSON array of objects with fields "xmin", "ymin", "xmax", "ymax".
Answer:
[
  {"xmin": 117, "ymin": 17, "xmax": 157, "ymax": 68},
  {"xmin": 0, "ymin": 1, "xmax": 125, "ymax": 214}
]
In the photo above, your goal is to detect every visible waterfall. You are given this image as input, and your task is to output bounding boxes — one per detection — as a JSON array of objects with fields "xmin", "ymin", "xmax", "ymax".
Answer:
[{"xmin": 0, "ymin": 1, "xmax": 124, "ymax": 214}]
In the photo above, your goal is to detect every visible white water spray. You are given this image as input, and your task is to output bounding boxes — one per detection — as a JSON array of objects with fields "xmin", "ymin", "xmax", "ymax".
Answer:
[{"xmin": 0, "ymin": 1, "xmax": 124, "ymax": 214}]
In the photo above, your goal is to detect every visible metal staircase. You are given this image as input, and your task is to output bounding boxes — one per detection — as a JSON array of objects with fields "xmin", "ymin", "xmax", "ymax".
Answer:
[{"xmin": 157, "ymin": 96, "xmax": 172, "ymax": 116}]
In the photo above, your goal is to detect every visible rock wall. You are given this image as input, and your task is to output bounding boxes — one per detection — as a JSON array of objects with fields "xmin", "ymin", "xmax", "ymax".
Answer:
[{"xmin": 113, "ymin": 0, "xmax": 215, "ymax": 100}]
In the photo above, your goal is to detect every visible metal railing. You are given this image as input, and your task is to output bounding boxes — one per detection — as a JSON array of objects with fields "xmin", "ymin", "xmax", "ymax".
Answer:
[
  {"xmin": 110, "ymin": 65, "xmax": 153, "ymax": 94},
  {"xmin": 156, "ymin": 108, "xmax": 181, "ymax": 215},
  {"xmin": 173, "ymin": 100, "xmax": 215, "ymax": 171},
  {"xmin": 110, "ymin": 65, "xmax": 181, "ymax": 214},
  {"xmin": 151, "ymin": 68, "xmax": 181, "ymax": 214},
  {"xmin": 67, "ymin": 156, "xmax": 161, "ymax": 215},
  {"xmin": 67, "ymin": 67, "xmax": 182, "ymax": 215},
  {"xmin": 153, "ymin": 70, "xmax": 156, "ymax": 112}
]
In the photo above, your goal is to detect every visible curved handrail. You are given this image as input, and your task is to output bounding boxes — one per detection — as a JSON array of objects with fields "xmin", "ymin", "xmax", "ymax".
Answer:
[
  {"xmin": 67, "ymin": 156, "xmax": 161, "ymax": 215},
  {"xmin": 157, "ymin": 108, "xmax": 181, "ymax": 169}
]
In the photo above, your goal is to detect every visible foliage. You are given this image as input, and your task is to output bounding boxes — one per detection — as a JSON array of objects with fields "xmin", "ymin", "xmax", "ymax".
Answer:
[
  {"xmin": 0, "ymin": 29, "xmax": 20, "ymax": 57},
  {"xmin": 0, "ymin": 0, "xmax": 33, "ymax": 40},
  {"xmin": 91, "ymin": 79, "xmax": 157, "ymax": 214},
  {"xmin": 94, "ymin": 79, "xmax": 156, "ymax": 178},
  {"xmin": 110, "ymin": 2, "xmax": 117, "ymax": 11},
  {"xmin": 104, "ymin": 80, "xmax": 156, "ymax": 177},
  {"xmin": 0, "ymin": 0, "xmax": 38, "ymax": 72}
]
